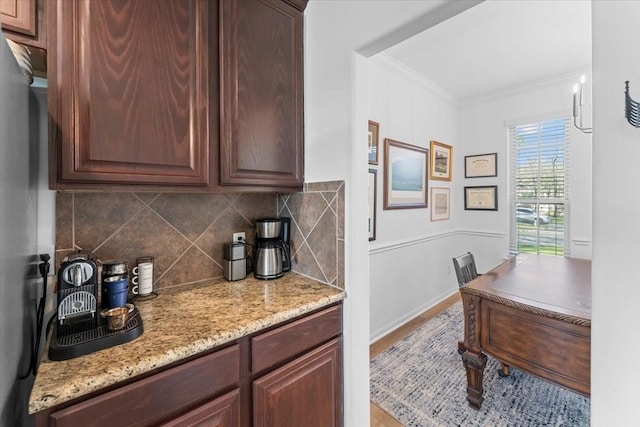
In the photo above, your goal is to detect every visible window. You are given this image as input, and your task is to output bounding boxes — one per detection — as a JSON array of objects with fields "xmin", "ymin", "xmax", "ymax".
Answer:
[{"xmin": 509, "ymin": 117, "xmax": 570, "ymax": 256}]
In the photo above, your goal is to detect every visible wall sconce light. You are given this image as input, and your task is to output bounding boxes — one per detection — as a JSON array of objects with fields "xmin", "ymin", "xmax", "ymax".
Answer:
[
  {"xmin": 572, "ymin": 75, "xmax": 592, "ymax": 134},
  {"xmin": 625, "ymin": 81, "xmax": 640, "ymax": 128}
]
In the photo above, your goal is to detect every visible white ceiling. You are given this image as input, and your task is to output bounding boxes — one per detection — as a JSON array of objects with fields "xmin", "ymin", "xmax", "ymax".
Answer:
[{"xmin": 383, "ymin": 0, "xmax": 592, "ymax": 103}]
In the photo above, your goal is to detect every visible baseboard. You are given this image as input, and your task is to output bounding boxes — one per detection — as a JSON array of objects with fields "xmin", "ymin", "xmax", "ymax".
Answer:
[{"xmin": 369, "ymin": 289, "xmax": 458, "ymax": 344}]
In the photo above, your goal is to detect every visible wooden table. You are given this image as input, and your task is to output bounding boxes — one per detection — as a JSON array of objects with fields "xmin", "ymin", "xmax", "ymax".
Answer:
[{"xmin": 458, "ymin": 254, "xmax": 591, "ymax": 409}]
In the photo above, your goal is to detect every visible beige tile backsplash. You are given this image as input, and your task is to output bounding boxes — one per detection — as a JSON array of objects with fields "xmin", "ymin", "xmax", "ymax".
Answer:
[{"xmin": 55, "ymin": 181, "xmax": 345, "ymax": 290}]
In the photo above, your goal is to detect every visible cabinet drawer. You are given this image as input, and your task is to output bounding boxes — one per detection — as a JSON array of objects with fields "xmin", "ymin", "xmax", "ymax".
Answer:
[
  {"xmin": 252, "ymin": 305, "xmax": 342, "ymax": 374},
  {"xmin": 160, "ymin": 389, "xmax": 240, "ymax": 427},
  {"xmin": 49, "ymin": 344, "xmax": 240, "ymax": 427}
]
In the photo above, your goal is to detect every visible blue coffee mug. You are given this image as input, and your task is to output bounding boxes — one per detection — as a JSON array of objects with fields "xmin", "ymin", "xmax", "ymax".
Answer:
[{"xmin": 102, "ymin": 276, "xmax": 129, "ymax": 309}]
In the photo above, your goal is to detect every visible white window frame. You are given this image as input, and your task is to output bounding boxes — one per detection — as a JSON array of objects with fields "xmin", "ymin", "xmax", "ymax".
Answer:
[{"xmin": 508, "ymin": 117, "xmax": 571, "ymax": 256}]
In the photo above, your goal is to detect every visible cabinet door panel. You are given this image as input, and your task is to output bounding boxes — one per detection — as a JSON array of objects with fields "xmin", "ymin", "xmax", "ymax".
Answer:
[
  {"xmin": 160, "ymin": 389, "xmax": 240, "ymax": 427},
  {"xmin": 220, "ymin": 0, "xmax": 303, "ymax": 189},
  {"xmin": 253, "ymin": 338, "xmax": 343, "ymax": 427},
  {"xmin": 1, "ymin": 0, "xmax": 36, "ymax": 36},
  {"xmin": 50, "ymin": 0, "xmax": 210, "ymax": 186}
]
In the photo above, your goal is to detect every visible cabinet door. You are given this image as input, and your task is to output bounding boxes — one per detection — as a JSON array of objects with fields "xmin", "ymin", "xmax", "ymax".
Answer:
[
  {"xmin": 47, "ymin": 345, "xmax": 240, "ymax": 427},
  {"xmin": 1, "ymin": 0, "xmax": 36, "ymax": 36},
  {"xmin": 220, "ymin": 0, "xmax": 304, "ymax": 189},
  {"xmin": 49, "ymin": 0, "xmax": 212, "ymax": 188},
  {"xmin": 253, "ymin": 338, "xmax": 343, "ymax": 427},
  {"xmin": 160, "ymin": 389, "xmax": 240, "ymax": 427}
]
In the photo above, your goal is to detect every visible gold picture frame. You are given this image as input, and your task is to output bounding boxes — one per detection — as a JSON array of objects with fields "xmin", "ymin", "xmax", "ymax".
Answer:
[
  {"xmin": 368, "ymin": 120, "xmax": 380, "ymax": 165},
  {"xmin": 430, "ymin": 140, "xmax": 453, "ymax": 181}
]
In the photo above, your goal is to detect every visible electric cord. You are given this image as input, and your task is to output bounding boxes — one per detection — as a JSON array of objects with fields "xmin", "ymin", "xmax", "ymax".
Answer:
[
  {"xmin": 19, "ymin": 254, "xmax": 50, "ymax": 379},
  {"xmin": 242, "ymin": 240, "xmax": 254, "ymax": 274}
]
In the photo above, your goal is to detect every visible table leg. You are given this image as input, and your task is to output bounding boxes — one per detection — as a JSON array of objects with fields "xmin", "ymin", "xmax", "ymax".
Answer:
[
  {"xmin": 460, "ymin": 349, "xmax": 487, "ymax": 410},
  {"xmin": 460, "ymin": 293, "xmax": 487, "ymax": 409}
]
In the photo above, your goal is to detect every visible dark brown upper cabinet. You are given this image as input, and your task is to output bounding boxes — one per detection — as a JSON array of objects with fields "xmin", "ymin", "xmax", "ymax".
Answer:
[
  {"xmin": 48, "ymin": 0, "xmax": 306, "ymax": 192},
  {"xmin": 48, "ymin": 0, "xmax": 212, "ymax": 189},
  {"xmin": 1, "ymin": 0, "xmax": 46, "ymax": 50},
  {"xmin": 219, "ymin": 0, "xmax": 304, "ymax": 189},
  {"xmin": 1, "ymin": 0, "xmax": 36, "ymax": 36}
]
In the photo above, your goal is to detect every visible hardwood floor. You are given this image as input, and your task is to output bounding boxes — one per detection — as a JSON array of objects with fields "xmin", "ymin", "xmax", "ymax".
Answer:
[{"xmin": 369, "ymin": 292, "xmax": 461, "ymax": 427}]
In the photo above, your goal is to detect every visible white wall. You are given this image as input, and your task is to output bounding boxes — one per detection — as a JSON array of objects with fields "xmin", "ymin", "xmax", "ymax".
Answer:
[
  {"xmin": 304, "ymin": 2, "xmax": 481, "ymax": 425},
  {"xmin": 592, "ymin": 2, "xmax": 640, "ymax": 424},
  {"xmin": 459, "ymin": 74, "xmax": 593, "ymax": 259},
  {"xmin": 307, "ymin": 1, "xmax": 640, "ymax": 424},
  {"xmin": 367, "ymin": 55, "xmax": 462, "ymax": 339},
  {"xmin": 367, "ymin": 55, "xmax": 594, "ymax": 340}
]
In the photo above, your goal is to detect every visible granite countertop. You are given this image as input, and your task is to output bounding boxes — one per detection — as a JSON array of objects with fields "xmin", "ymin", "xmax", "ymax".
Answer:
[{"xmin": 29, "ymin": 272, "xmax": 345, "ymax": 414}]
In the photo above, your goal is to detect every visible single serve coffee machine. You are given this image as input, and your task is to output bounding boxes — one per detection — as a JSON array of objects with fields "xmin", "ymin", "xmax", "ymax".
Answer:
[{"xmin": 254, "ymin": 218, "xmax": 291, "ymax": 280}]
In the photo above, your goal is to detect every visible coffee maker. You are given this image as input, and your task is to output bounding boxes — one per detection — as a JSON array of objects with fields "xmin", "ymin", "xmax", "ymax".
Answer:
[
  {"xmin": 56, "ymin": 252, "xmax": 99, "ymax": 331},
  {"xmin": 49, "ymin": 252, "xmax": 145, "ymax": 361},
  {"xmin": 254, "ymin": 218, "xmax": 291, "ymax": 279}
]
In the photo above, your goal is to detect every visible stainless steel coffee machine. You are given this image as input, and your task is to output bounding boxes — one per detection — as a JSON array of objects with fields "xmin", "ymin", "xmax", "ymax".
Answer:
[
  {"xmin": 56, "ymin": 252, "xmax": 98, "ymax": 329},
  {"xmin": 254, "ymin": 218, "xmax": 291, "ymax": 279}
]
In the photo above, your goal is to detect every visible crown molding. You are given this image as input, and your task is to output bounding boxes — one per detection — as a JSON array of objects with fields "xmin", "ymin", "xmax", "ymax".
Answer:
[
  {"xmin": 462, "ymin": 68, "xmax": 592, "ymax": 106},
  {"xmin": 371, "ymin": 52, "xmax": 459, "ymax": 106}
]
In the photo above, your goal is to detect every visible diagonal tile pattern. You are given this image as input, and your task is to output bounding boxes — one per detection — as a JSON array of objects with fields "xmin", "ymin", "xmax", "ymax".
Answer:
[
  {"xmin": 278, "ymin": 180, "xmax": 345, "ymax": 288},
  {"xmin": 55, "ymin": 181, "xmax": 345, "ymax": 291}
]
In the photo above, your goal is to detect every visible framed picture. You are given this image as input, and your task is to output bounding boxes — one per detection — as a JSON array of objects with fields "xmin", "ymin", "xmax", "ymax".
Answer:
[
  {"xmin": 383, "ymin": 138, "xmax": 428, "ymax": 210},
  {"xmin": 368, "ymin": 169, "xmax": 377, "ymax": 240},
  {"xmin": 368, "ymin": 120, "xmax": 380, "ymax": 165},
  {"xmin": 465, "ymin": 153, "xmax": 498, "ymax": 178},
  {"xmin": 430, "ymin": 187, "xmax": 450, "ymax": 221},
  {"xmin": 430, "ymin": 140, "xmax": 453, "ymax": 181},
  {"xmin": 464, "ymin": 185, "xmax": 498, "ymax": 211}
]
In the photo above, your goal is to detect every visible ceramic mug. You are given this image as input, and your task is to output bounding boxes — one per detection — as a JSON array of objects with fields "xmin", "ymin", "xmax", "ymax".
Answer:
[
  {"xmin": 132, "ymin": 257, "xmax": 153, "ymax": 296},
  {"xmin": 102, "ymin": 275, "xmax": 129, "ymax": 309}
]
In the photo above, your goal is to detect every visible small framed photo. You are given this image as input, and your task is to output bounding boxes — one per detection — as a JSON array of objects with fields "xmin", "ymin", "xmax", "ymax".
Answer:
[
  {"xmin": 465, "ymin": 153, "xmax": 497, "ymax": 178},
  {"xmin": 368, "ymin": 169, "xmax": 377, "ymax": 240},
  {"xmin": 430, "ymin": 187, "xmax": 450, "ymax": 221},
  {"xmin": 368, "ymin": 120, "xmax": 380, "ymax": 165},
  {"xmin": 430, "ymin": 140, "xmax": 452, "ymax": 181},
  {"xmin": 383, "ymin": 138, "xmax": 428, "ymax": 210},
  {"xmin": 464, "ymin": 185, "xmax": 498, "ymax": 211}
]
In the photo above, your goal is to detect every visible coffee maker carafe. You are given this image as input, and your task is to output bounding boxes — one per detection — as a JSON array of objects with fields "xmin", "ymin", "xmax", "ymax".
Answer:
[{"xmin": 254, "ymin": 218, "xmax": 290, "ymax": 280}]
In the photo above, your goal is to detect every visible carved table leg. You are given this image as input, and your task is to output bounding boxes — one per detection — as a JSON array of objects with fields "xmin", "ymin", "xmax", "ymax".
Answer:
[
  {"xmin": 461, "ymin": 349, "xmax": 487, "ymax": 410},
  {"xmin": 460, "ymin": 293, "xmax": 487, "ymax": 409},
  {"xmin": 498, "ymin": 362, "xmax": 511, "ymax": 377}
]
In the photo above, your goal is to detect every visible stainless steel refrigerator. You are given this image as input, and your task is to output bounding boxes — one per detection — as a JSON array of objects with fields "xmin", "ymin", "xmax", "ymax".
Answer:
[{"xmin": 0, "ymin": 34, "xmax": 50, "ymax": 427}]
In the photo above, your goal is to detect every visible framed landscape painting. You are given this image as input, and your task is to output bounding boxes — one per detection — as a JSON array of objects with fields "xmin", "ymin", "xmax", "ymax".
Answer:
[
  {"xmin": 383, "ymin": 138, "xmax": 428, "ymax": 210},
  {"xmin": 430, "ymin": 140, "xmax": 453, "ymax": 181}
]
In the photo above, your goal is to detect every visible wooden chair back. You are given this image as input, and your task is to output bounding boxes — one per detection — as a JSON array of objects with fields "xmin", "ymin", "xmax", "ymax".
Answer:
[{"xmin": 452, "ymin": 252, "xmax": 478, "ymax": 288}]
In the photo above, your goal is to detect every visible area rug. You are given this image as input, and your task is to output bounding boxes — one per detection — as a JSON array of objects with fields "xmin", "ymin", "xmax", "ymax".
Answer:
[{"xmin": 370, "ymin": 302, "xmax": 590, "ymax": 426}]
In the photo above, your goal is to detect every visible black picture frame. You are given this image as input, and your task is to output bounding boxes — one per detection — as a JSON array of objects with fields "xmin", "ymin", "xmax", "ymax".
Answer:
[
  {"xmin": 464, "ymin": 185, "xmax": 498, "ymax": 210},
  {"xmin": 464, "ymin": 153, "xmax": 498, "ymax": 178}
]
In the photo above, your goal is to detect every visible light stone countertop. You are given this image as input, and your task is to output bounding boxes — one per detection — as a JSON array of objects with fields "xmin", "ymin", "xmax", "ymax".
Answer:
[{"xmin": 29, "ymin": 273, "xmax": 345, "ymax": 414}]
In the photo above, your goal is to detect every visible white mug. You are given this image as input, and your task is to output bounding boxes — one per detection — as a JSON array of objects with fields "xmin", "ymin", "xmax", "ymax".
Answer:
[{"xmin": 132, "ymin": 260, "xmax": 153, "ymax": 296}]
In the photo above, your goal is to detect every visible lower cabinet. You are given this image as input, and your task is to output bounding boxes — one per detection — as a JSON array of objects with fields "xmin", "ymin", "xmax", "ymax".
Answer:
[
  {"xmin": 160, "ymin": 389, "xmax": 240, "ymax": 427},
  {"xmin": 253, "ymin": 339, "xmax": 342, "ymax": 427},
  {"xmin": 35, "ymin": 304, "xmax": 343, "ymax": 427}
]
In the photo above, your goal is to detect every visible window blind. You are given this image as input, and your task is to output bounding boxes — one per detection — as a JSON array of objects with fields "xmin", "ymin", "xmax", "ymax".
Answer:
[{"xmin": 508, "ymin": 117, "xmax": 571, "ymax": 256}]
